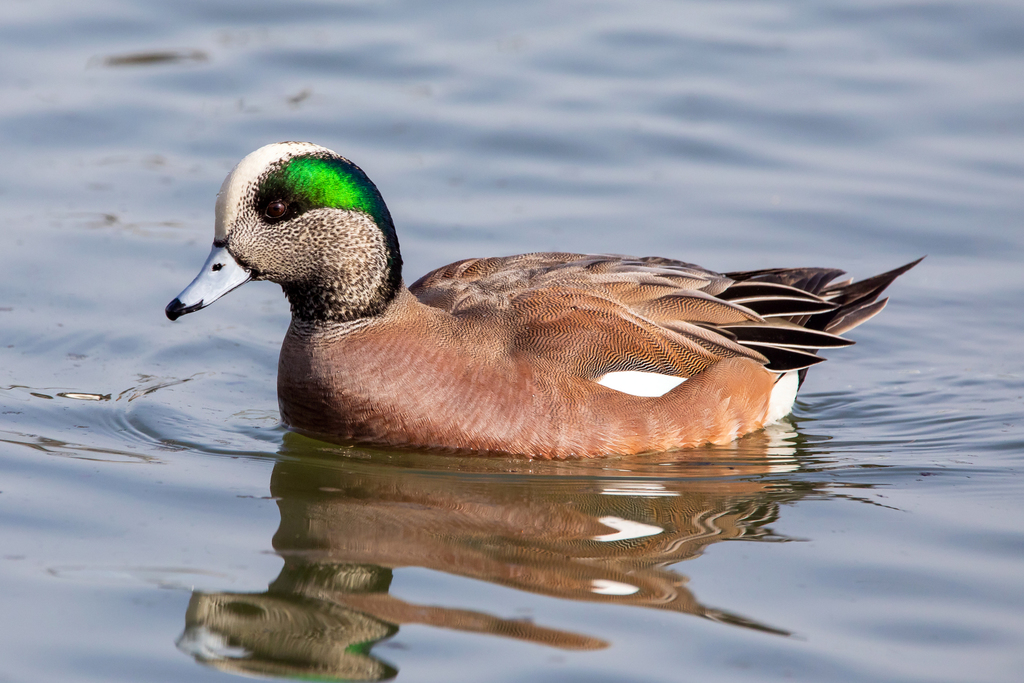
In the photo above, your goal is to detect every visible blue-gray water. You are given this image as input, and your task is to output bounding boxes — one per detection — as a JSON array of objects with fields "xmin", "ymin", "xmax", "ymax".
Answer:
[{"xmin": 1, "ymin": 1, "xmax": 1023, "ymax": 681}]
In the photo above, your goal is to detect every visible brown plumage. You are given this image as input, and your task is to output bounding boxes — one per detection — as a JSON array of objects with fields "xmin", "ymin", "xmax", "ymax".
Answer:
[
  {"xmin": 276, "ymin": 254, "xmax": 918, "ymax": 457},
  {"xmin": 166, "ymin": 142, "xmax": 921, "ymax": 459}
]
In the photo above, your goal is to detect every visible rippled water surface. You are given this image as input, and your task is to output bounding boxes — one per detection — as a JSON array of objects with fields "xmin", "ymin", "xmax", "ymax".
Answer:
[{"xmin": 2, "ymin": 1, "xmax": 1023, "ymax": 681}]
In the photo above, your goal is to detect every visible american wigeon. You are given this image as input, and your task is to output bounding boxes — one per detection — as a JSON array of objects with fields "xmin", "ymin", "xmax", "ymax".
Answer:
[{"xmin": 166, "ymin": 142, "xmax": 919, "ymax": 458}]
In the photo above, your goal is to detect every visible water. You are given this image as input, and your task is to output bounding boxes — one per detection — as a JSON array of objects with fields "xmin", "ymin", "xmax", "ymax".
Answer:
[{"xmin": 1, "ymin": 0, "xmax": 1023, "ymax": 681}]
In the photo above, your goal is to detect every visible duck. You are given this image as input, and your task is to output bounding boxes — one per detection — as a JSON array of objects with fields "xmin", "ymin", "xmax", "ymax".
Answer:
[{"xmin": 166, "ymin": 142, "xmax": 919, "ymax": 458}]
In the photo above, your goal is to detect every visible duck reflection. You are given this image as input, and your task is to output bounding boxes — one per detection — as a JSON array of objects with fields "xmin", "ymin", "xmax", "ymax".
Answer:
[{"xmin": 178, "ymin": 426, "xmax": 815, "ymax": 680}]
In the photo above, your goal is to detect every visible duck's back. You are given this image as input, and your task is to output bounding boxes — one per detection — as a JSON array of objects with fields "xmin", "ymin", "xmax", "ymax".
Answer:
[
  {"xmin": 278, "ymin": 253, "xmax": 918, "ymax": 457},
  {"xmin": 409, "ymin": 252, "xmax": 909, "ymax": 378}
]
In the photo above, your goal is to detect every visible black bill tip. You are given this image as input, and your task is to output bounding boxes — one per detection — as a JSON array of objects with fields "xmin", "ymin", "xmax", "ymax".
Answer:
[{"xmin": 165, "ymin": 298, "xmax": 203, "ymax": 321}]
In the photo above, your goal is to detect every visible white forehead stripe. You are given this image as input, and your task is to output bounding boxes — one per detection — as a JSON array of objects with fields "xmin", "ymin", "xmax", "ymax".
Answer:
[
  {"xmin": 595, "ymin": 371, "xmax": 686, "ymax": 397},
  {"xmin": 214, "ymin": 141, "xmax": 336, "ymax": 240}
]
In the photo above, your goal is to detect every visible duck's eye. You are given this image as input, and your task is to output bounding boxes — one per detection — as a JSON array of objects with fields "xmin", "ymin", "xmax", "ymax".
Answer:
[{"xmin": 265, "ymin": 200, "xmax": 288, "ymax": 219}]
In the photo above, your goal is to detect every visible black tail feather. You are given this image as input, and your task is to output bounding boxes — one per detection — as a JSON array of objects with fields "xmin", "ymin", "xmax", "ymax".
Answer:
[{"xmin": 721, "ymin": 257, "xmax": 923, "ymax": 383}]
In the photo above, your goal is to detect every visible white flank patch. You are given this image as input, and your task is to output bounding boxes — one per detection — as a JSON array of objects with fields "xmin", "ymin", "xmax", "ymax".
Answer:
[
  {"xmin": 591, "ymin": 579, "xmax": 640, "ymax": 596},
  {"xmin": 595, "ymin": 370, "xmax": 686, "ymax": 397},
  {"xmin": 593, "ymin": 515, "xmax": 664, "ymax": 542},
  {"xmin": 215, "ymin": 141, "xmax": 333, "ymax": 239},
  {"xmin": 600, "ymin": 482, "xmax": 679, "ymax": 498},
  {"xmin": 765, "ymin": 371, "xmax": 799, "ymax": 424}
]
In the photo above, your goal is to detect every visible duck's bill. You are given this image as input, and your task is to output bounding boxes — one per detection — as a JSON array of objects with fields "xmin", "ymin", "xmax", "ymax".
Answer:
[{"xmin": 165, "ymin": 245, "xmax": 251, "ymax": 321}]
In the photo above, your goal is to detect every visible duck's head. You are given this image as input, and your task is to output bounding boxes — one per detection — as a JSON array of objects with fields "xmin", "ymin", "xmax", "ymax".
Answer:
[{"xmin": 165, "ymin": 142, "xmax": 402, "ymax": 324}]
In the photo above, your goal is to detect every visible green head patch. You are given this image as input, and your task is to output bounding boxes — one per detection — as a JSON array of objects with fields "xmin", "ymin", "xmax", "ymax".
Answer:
[{"xmin": 260, "ymin": 155, "xmax": 392, "ymax": 230}]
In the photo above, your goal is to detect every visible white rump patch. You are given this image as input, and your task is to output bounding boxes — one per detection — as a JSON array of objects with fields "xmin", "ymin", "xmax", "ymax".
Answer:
[
  {"xmin": 765, "ymin": 371, "xmax": 799, "ymax": 424},
  {"xmin": 762, "ymin": 422, "xmax": 799, "ymax": 473},
  {"xmin": 595, "ymin": 371, "xmax": 686, "ymax": 397},
  {"xmin": 591, "ymin": 579, "xmax": 640, "ymax": 596},
  {"xmin": 593, "ymin": 516, "xmax": 664, "ymax": 542}
]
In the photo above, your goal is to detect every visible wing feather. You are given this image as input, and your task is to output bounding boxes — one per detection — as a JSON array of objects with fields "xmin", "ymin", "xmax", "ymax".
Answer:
[{"xmin": 409, "ymin": 252, "xmax": 920, "ymax": 380}]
